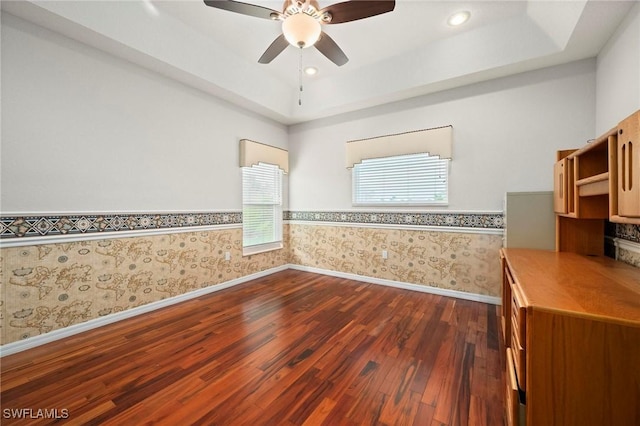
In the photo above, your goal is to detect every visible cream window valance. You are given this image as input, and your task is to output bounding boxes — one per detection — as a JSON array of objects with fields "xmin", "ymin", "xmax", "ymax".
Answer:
[
  {"xmin": 345, "ymin": 125, "xmax": 452, "ymax": 168},
  {"xmin": 239, "ymin": 139, "xmax": 289, "ymax": 174}
]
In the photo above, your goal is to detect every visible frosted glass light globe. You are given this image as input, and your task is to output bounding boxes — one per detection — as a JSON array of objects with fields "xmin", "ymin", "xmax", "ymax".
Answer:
[{"xmin": 282, "ymin": 14, "xmax": 321, "ymax": 48}]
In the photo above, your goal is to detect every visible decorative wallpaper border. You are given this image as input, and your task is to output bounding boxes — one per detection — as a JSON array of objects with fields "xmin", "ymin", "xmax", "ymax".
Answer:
[
  {"xmin": 285, "ymin": 211, "xmax": 505, "ymax": 229},
  {"xmin": 0, "ymin": 213, "xmax": 242, "ymax": 239},
  {"xmin": 613, "ymin": 223, "xmax": 640, "ymax": 244},
  {"xmin": 2, "ymin": 212, "xmax": 637, "ymax": 244},
  {"xmin": 1, "ymin": 211, "xmax": 505, "ymax": 241}
]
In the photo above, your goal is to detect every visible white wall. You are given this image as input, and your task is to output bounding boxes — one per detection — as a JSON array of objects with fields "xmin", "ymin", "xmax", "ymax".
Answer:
[
  {"xmin": 288, "ymin": 59, "xmax": 596, "ymax": 212},
  {"xmin": 3, "ymin": 10, "xmax": 612, "ymax": 216},
  {"xmin": 1, "ymin": 13, "xmax": 288, "ymax": 214},
  {"xmin": 595, "ymin": 1, "xmax": 640, "ymax": 135}
]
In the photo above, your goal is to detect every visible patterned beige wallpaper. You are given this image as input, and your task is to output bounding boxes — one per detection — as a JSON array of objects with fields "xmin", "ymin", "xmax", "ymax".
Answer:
[
  {"xmin": 609, "ymin": 223, "xmax": 640, "ymax": 268},
  {"xmin": 0, "ymin": 228, "xmax": 288, "ymax": 345},
  {"xmin": 1, "ymin": 221, "xmax": 505, "ymax": 346},
  {"xmin": 289, "ymin": 224, "xmax": 503, "ymax": 298},
  {"xmin": 618, "ymin": 247, "xmax": 640, "ymax": 268}
]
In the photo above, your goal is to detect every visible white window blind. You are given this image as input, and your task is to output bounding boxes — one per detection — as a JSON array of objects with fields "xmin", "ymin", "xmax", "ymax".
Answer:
[
  {"xmin": 242, "ymin": 162, "xmax": 283, "ymax": 255},
  {"xmin": 353, "ymin": 153, "xmax": 449, "ymax": 205}
]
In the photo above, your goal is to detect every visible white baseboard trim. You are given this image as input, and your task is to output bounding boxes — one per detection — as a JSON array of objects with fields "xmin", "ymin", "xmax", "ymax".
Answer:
[
  {"xmin": 287, "ymin": 264, "xmax": 501, "ymax": 305},
  {"xmin": 0, "ymin": 263, "xmax": 499, "ymax": 356},
  {"xmin": 0, "ymin": 265, "xmax": 288, "ymax": 357}
]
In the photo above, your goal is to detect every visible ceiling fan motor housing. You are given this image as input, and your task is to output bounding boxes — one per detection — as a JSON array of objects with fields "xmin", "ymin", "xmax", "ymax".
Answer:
[{"xmin": 283, "ymin": 0, "xmax": 321, "ymax": 15}]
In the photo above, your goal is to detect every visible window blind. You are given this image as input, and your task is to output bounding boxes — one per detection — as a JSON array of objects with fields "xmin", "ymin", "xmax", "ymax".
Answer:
[
  {"xmin": 353, "ymin": 153, "xmax": 449, "ymax": 205},
  {"xmin": 242, "ymin": 163, "xmax": 283, "ymax": 254}
]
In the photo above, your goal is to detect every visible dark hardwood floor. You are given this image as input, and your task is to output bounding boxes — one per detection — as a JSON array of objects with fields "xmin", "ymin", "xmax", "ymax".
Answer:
[{"xmin": 1, "ymin": 270, "xmax": 505, "ymax": 425}]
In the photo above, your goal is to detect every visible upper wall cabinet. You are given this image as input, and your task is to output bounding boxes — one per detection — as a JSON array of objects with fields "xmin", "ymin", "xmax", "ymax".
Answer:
[
  {"xmin": 554, "ymin": 110, "xmax": 640, "ymax": 226},
  {"xmin": 554, "ymin": 131, "xmax": 613, "ymax": 220},
  {"xmin": 612, "ymin": 111, "xmax": 640, "ymax": 222}
]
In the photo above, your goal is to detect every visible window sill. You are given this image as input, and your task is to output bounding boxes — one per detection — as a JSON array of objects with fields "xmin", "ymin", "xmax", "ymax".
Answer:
[
  {"xmin": 352, "ymin": 203, "xmax": 449, "ymax": 207},
  {"xmin": 242, "ymin": 241, "xmax": 283, "ymax": 257}
]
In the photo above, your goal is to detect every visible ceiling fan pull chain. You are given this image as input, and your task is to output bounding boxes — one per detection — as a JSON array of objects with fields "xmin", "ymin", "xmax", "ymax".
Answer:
[{"xmin": 298, "ymin": 47, "xmax": 303, "ymax": 106}]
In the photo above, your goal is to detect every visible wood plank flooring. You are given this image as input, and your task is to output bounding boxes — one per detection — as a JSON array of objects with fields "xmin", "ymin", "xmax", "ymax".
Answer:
[{"xmin": 1, "ymin": 270, "xmax": 505, "ymax": 425}]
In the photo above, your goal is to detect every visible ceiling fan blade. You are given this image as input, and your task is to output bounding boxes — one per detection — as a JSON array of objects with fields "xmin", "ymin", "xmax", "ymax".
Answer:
[
  {"xmin": 203, "ymin": 0, "xmax": 280, "ymax": 20},
  {"xmin": 320, "ymin": 0, "xmax": 395, "ymax": 24},
  {"xmin": 315, "ymin": 32, "xmax": 348, "ymax": 66},
  {"xmin": 258, "ymin": 34, "xmax": 289, "ymax": 64}
]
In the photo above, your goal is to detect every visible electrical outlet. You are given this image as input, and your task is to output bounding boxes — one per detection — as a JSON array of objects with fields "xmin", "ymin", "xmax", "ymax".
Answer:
[
  {"xmin": 382, "ymin": 250, "xmax": 388, "ymax": 259},
  {"xmin": 225, "ymin": 252, "xmax": 231, "ymax": 261}
]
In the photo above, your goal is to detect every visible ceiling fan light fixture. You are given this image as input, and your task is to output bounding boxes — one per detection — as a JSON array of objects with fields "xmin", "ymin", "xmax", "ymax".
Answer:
[
  {"xmin": 282, "ymin": 13, "xmax": 321, "ymax": 48},
  {"xmin": 304, "ymin": 66, "xmax": 318, "ymax": 75},
  {"xmin": 203, "ymin": 0, "xmax": 396, "ymax": 67},
  {"xmin": 448, "ymin": 10, "xmax": 470, "ymax": 26}
]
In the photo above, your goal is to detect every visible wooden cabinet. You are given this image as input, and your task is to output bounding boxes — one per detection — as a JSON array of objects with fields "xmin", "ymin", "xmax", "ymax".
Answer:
[
  {"xmin": 516, "ymin": 110, "xmax": 640, "ymax": 425},
  {"xmin": 554, "ymin": 110, "xmax": 640, "ymax": 254},
  {"xmin": 501, "ymin": 248, "xmax": 640, "ymax": 426},
  {"xmin": 612, "ymin": 110, "xmax": 640, "ymax": 221}
]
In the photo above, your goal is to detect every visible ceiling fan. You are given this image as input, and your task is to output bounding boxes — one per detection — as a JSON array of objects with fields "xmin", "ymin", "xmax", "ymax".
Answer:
[{"xmin": 203, "ymin": 0, "xmax": 396, "ymax": 66}]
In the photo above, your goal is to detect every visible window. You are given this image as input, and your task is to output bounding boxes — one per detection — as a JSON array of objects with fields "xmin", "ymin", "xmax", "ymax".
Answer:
[
  {"xmin": 242, "ymin": 162, "xmax": 283, "ymax": 255},
  {"xmin": 352, "ymin": 153, "xmax": 449, "ymax": 205}
]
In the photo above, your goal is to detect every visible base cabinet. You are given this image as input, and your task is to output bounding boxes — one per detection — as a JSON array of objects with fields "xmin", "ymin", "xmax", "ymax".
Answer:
[{"xmin": 501, "ymin": 249, "xmax": 640, "ymax": 426}]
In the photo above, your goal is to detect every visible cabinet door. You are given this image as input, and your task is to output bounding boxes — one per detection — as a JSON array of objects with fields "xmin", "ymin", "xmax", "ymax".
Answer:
[
  {"xmin": 618, "ymin": 111, "xmax": 640, "ymax": 217},
  {"xmin": 554, "ymin": 159, "xmax": 567, "ymax": 214}
]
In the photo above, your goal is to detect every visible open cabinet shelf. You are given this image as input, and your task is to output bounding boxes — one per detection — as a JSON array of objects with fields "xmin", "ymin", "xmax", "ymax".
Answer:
[{"xmin": 576, "ymin": 172, "xmax": 609, "ymax": 196}]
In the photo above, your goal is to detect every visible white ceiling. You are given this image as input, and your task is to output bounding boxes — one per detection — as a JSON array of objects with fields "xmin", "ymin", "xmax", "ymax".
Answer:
[{"xmin": 1, "ymin": 0, "xmax": 635, "ymax": 124}]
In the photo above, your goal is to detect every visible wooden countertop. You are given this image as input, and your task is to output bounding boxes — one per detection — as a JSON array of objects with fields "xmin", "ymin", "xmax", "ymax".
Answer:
[{"xmin": 501, "ymin": 248, "xmax": 640, "ymax": 325}]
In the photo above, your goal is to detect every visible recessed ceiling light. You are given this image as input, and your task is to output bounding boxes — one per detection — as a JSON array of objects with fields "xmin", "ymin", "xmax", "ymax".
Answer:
[
  {"xmin": 304, "ymin": 66, "xmax": 318, "ymax": 76},
  {"xmin": 448, "ymin": 11, "xmax": 470, "ymax": 26}
]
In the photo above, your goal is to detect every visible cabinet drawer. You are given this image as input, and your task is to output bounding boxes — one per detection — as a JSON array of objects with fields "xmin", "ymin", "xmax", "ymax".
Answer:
[
  {"xmin": 502, "ymin": 258, "xmax": 512, "ymax": 346},
  {"xmin": 511, "ymin": 329, "xmax": 526, "ymax": 390},
  {"xmin": 506, "ymin": 348, "xmax": 521, "ymax": 426},
  {"xmin": 510, "ymin": 283, "xmax": 526, "ymax": 347}
]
